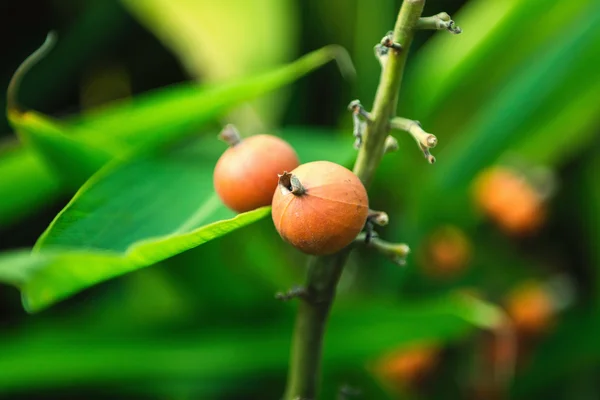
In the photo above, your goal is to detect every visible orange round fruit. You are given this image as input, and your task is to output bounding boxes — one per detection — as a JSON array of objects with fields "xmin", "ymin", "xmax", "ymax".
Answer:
[
  {"xmin": 505, "ymin": 281, "xmax": 554, "ymax": 336},
  {"xmin": 473, "ymin": 167, "xmax": 545, "ymax": 235},
  {"xmin": 214, "ymin": 129, "xmax": 299, "ymax": 213},
  {"xmin": 374, "ymin": 344, "xmax": 439, "ymax": 386},
  {"xmin": 271, "ymin": 161, "xmax": 369, "ymax": 255}
]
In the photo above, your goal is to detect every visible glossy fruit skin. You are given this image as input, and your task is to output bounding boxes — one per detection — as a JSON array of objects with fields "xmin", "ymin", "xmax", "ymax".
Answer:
[
  {"xmin": 271, "ymin": 161, "xmax": 369, "ymax": 255},
  {"xmin": 214, "ymin": 134, "xmax": 299, "ymax": 213}
]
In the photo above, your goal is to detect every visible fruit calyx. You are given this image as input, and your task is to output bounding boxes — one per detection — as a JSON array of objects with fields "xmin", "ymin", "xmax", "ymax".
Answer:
[
  {"xmin": 218, "ymin": 124, "xmax": 242, "ymax": 147},
  {"xmin": 278, "ymin": 172, "xmax": 306, "ymax": 195}
]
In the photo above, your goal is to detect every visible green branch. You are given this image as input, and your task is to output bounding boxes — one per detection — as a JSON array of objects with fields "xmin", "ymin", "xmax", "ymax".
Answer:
[{"xmin": 283, "ymin": 1, "xmax": 427, "ymax": 399}]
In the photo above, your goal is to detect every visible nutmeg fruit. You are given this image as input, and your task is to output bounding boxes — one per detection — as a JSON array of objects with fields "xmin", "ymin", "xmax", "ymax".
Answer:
[
  {"xmin": 214, "ymin": 125, "xmax": 299, "ymax": 213},
  {"xmin": 271, "ymin": 161, "xmax": 369, "ymax": 255}
]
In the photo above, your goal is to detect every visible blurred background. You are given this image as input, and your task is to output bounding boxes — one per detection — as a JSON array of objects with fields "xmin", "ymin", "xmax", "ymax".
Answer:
[{"xmin": 1, "ymin": 0, "xmax": 599, "ymax": 399}]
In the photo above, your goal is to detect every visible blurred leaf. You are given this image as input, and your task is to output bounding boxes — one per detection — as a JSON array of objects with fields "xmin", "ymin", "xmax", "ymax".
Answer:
[
  {"xmin": 9, "ymin": 111, "xmax": 115, "ymax": 189},
  {"xmin": 513, "ymin": 74, "xmax": 600, "ymax": 166},
  {"xmin": 405, "ymin": 0, "xmax": 591, "ymax": 126},
  {"xmin": 9, "ymin": 46, "xmax": 351, "ymax": 185},
  {"xmin": 122, "ymin": 0, "xmax": 297, "ymax": 81},
  {"xmin": 0, "ymin": 293, "xmax": 503, "ymax": 395},
  {"xmin": 0, "ymin": 144, "xmax": 61, "ymax": 228},
  {"xmin": 67, "ymin": 45, "xmax": 352, "ymax": 153},
  {"xmin": 121, "ymin": 0, "xmax": 298, "ymax": 129},
  {"xmin": 512, "ymin": 309, "xmax": 600, "ymax": 398},
  {"xmin": 432, "ymin": 3, "xmax": 600, "ymax": 192}
]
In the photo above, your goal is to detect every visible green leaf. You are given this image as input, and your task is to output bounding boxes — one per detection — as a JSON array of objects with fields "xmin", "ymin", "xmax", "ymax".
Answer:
[
  {"xmin": 9, "ymin": 45, "xmax": 352, "ymax": 184},
  {"xmin": 121, "ymin": 0, "xmax": 298, "ymax": 127},
  {"xmin": 67, "ymin": 45, "xmax": 353, "ymax": 152},
  {"xmin": 0, "ymin": 293, "xmax": 503, "ymax": 395},
  {"xmin": 0, "ymin": 207, "xmax": 269, "ymax": 312},
  {"xmin": 430, "ymin": 2, "xmax": 600, "ymax": 192},
  {"xmin": 512, "ymin": 310, "xmax": 600, "ymax": 398},
  {"xmin": 9, "ymin": 111, "xmax": 115, "ymax": 188},
  {"xmin": 405, "ymin": 0, "xmax": 590, "ymax": 125},
  {"xmin": 0, "ymin": 144, "xmax": 61, "ymax": 228}
]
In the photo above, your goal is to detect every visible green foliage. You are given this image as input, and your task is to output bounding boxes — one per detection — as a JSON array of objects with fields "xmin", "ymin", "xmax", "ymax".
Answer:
[
  {"xmin": 0, "ymin": 292, "xmax": 501, "ymax": 396},
  {"xmin": 0, "ymin": 0, "xmax": 599, "ymax": 398}
]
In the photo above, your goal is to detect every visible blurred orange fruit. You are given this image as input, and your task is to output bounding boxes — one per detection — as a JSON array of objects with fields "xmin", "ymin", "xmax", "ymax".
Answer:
[
  {"xmin": 505, "ymin": 281, "xmax": 554, "ymax": 336},
  {"xmin": 473, "ymin": 167, "xmax": 546, "ymax": 235},
  {"xmin": 373, "ymin": 343, "xmax": 439, "ymax": 388},
  {"xmin": 421, "ymin": 225, "xmax": 472, "ymax": 278}
]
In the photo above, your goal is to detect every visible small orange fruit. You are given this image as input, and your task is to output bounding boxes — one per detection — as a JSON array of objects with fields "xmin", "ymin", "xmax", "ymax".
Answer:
[
  {"xmin": 271, "ymin": 161, "xmax": 369, "ymax": 255},
  {"xmin": 421, "ymin": 225, "xmax": 472, "ymax": 278},
  {"xmin": 505, "ymin": 281, "xmax": 554, "ymax": 336},
  {"xmin": 473, "ymin": 167, "xmax": 545, "ymax": 235},
  {"xmin": 373, "ymin": 343, "xmax": 439, "ymax": 387},
  {"xmin": 213, "ymin": 125, "xmax": 299, "ymax": 213}
]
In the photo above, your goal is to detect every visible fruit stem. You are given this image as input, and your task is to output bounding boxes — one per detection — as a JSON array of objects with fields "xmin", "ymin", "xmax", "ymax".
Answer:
[
  {"xmin": 283, "ymin": 1, "xmax": 428, "ymax": 399},
  {"xmin": 218, "ymin": 124, "xmax": 242, "ymax": 147}
]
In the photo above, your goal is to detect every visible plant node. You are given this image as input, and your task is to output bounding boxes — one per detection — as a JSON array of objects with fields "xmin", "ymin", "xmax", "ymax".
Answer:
[
  {"xmin": 374, "ymin": 44, "xmax": 390, "ymax": 68},
  {"xmin": 380, "ymin": 30, "xmax": 403, "ymax": 52}
]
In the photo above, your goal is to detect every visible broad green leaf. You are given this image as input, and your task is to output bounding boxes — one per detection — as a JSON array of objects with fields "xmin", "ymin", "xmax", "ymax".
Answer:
[
  {"xmin": 0, "ymin": 207, "xmax": 268, "ymax": 312},
  {"xmin": 0, "ymin": 293, "xmax": 503, "ymax": 395},
  {"xmin": 9, "ymin": 45, "xmax": 352, "ymax": 183},
  {"xmin": 0, "ymin": 144, "xmax": 61, "ymax": 228}
]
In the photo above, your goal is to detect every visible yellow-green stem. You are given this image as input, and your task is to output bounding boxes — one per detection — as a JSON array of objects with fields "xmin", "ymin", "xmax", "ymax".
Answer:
[{"xmin": 283, "ymin": 1, "xmax": 426, "ymax": 399}]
